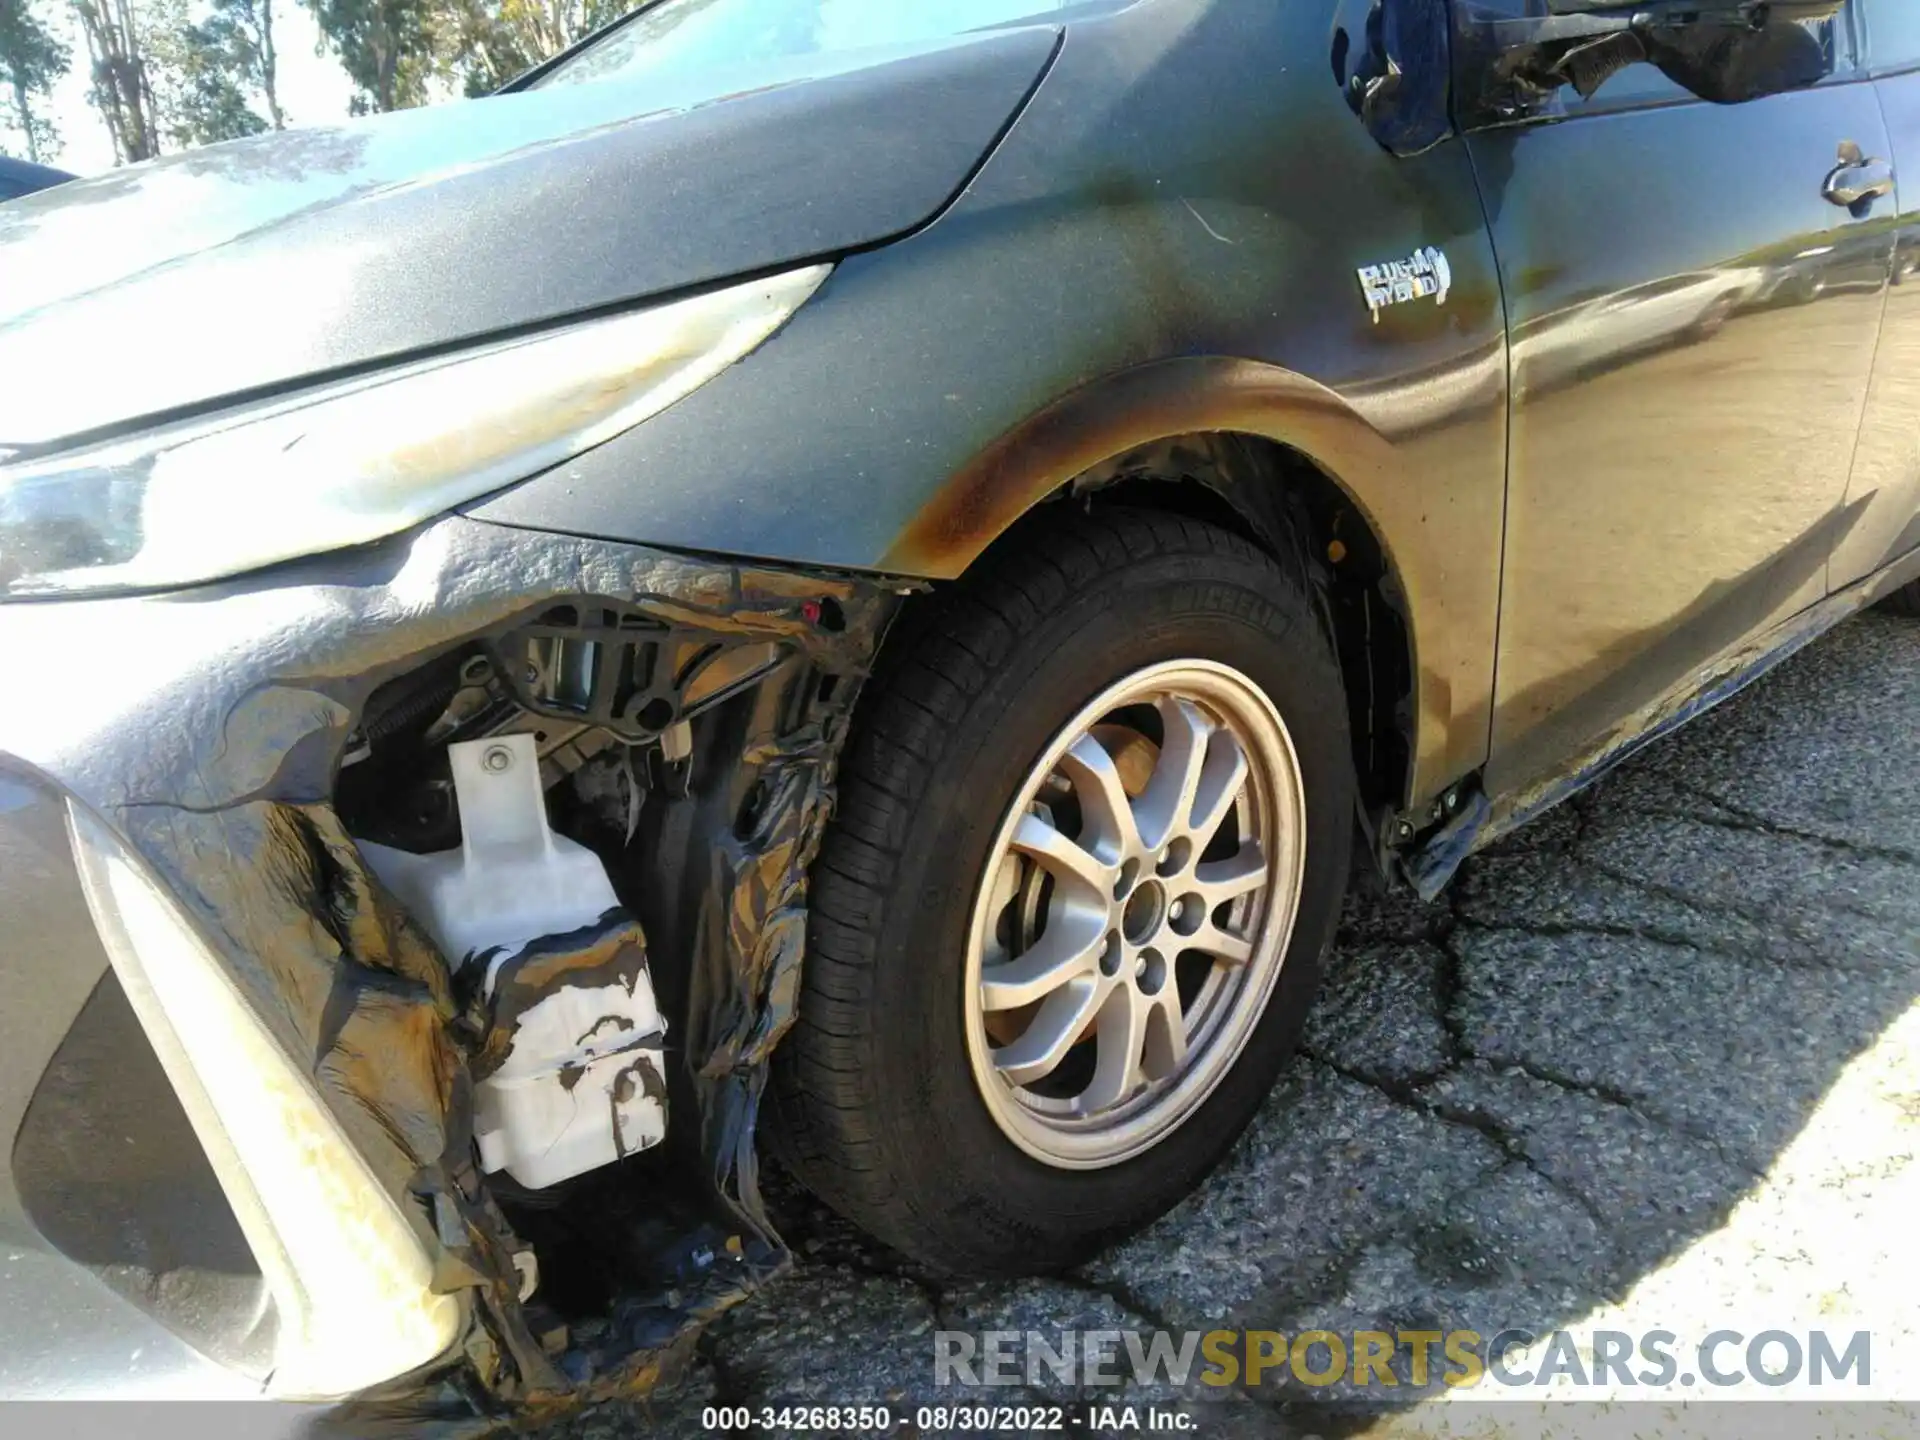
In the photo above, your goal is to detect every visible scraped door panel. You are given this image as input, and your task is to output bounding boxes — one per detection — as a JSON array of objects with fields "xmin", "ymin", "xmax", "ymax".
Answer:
[
  {"xmin": 1835, "ymin": 58, "xmax": 1920, "ymax": 590},
  {"xmin": 1472, "ymin": 84, "xmax": 1892, "ymax": 802}
]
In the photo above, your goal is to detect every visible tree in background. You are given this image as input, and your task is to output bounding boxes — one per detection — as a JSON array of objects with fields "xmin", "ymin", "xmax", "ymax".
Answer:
[
  {"xmin": 24, "ymin": 0, "xmax": 632, "ymax": 167},
  {"xmin": 300, "ymin": 0, "xmax": 431, "ymax": 112},
  {"xmin": 208, "ymin": 0, "xmax": 282, "ymax": 126},
  {"xmin": 0, "ymin": 0, "xmax": 70, "ymax": 161},
  {"xmin": 150, "ymin": 6, "xmax": 267, "ymax": 144},
  {"xmin": 71, "ymin": 0, "xmax": 161, "ymax": 160},
  {"xmin": 436, "ymin": 0, "xmax": 620, "ymax": 96}
]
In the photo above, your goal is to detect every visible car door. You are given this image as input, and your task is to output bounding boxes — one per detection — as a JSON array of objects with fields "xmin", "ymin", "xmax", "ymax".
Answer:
[
  {"xmin": 1833, "ymin": 1, "xmax": 1920, "ymax": 592},
  {"xmin": 1455, "ymin": 1, "xmax": 1894, "ymax": 803}
]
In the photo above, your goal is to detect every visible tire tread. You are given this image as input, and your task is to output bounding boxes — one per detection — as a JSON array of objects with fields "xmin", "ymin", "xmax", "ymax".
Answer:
[{"xmin": 769, "ymin": 507, "xmax": 1337, "ymax": 1261}]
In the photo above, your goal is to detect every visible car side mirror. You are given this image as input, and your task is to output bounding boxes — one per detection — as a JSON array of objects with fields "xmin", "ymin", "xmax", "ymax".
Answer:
[
  {"xmin": 1336, "ymin": 0, "xmax": 1454, "ymax": 157},
  {"xmin": 1455, "ymin": 0, "xmax": 1843, "ymax": 118}
]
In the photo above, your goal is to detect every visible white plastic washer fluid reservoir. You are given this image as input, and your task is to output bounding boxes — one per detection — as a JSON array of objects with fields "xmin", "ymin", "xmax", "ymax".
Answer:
[{"xmin": 359, "ymin": 734, "xmax": 666, "ymax": 1190}]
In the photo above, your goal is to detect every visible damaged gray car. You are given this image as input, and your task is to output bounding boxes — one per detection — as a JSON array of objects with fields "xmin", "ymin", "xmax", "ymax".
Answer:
[{"xmin": 6, "ymin": 0, "xmax": 1920, "ymax": 1422}]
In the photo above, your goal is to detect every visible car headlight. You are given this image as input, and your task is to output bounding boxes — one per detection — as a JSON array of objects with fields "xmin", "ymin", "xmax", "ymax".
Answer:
[{"xmin": 0, "ymin": 264, "xmax": 830, "ymax": 599}]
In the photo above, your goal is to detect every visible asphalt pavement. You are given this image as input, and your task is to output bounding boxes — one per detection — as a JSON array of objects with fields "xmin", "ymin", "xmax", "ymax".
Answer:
[{"xmin": 557, "ymin": 609, "xmax": 1920, "ymax": 1438}]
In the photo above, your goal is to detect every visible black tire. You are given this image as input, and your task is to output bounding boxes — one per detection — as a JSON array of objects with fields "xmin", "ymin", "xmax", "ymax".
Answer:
[
  {"xmin": 768, "ymin": 507, "xmax": 1354, "ymax": 1275},
  {"xmin": 1883, "ymin": 581, "xmax": 1920, "ymax": 618}
]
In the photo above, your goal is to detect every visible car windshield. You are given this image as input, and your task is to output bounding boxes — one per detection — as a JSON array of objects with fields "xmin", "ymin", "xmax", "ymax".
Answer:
[{"xmin": 530, "ymin": 0, "xmax": 1074, "ymax": 89}]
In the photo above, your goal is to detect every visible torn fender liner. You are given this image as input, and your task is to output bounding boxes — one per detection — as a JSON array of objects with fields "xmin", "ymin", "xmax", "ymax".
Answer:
[{"xmin": 0, "ymin": 515, "xmax": 896, "ymax": 1423}]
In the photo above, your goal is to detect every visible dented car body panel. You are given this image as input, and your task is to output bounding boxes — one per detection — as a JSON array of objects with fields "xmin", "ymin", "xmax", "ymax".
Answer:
[
  {"xmin": 4, "ymin": 0, "xmax": 1920, "ymax": 1419},
  {"xmin": 472, "ymin": 0, "xmax": 1512, "ymax": 808},
  {"xmin": 0, "ymin": 517, "xmax": 895, "ymax": 1412}
]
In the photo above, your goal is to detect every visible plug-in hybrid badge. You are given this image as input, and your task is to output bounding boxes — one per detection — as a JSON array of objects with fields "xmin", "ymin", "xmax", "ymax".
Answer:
[{"xmin": 1358, "ymin": 246, "xmax": 1452, "ymax": 323}]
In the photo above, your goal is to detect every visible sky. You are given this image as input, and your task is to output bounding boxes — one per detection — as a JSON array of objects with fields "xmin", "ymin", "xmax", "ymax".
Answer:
[{"xmin": 40, "ymin": 2, "xmax": 360, "ymax": 175}]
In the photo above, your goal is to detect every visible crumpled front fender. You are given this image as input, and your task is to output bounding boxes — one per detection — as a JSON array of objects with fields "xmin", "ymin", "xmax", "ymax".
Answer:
[{"xmin": 0, "ymin": 515, "xmax": 897, "ymax": 1419}]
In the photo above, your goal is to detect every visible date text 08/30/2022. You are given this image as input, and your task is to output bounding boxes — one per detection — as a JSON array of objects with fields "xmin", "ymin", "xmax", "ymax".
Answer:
[{"xmin": 701, "ymin": 1405, "xmax": 1193, "ymax": 1432}]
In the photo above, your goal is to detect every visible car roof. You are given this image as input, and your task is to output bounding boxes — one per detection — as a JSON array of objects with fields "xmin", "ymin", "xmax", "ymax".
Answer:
[{"xmin": 0, "ymin": 155, "xmax": 76, "ymax": 202}]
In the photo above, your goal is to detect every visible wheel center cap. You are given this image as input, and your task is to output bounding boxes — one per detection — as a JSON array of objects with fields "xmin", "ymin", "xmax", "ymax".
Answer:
[{"xmin": 1121, "ymin": 878, "xmax": 1167, "ymax": 944}]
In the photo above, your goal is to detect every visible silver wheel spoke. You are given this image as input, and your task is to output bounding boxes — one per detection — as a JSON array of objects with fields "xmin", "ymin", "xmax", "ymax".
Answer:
[
  {"xmin": 993, "ymin": 977, "xmax": 1103, "ymax": 1085},
  {"xmin": 1081, "ymin": 985, "xmax": 1147, "ymax": 1114},
  {"xmin": 1010, "ymin": 811, "xmax": 1111, "ymax": 899},
  {"xmin": 980, "ymin": 914, "xmax": 1107, "ymax": 1011},
  {"xmin": 1185, "ymin": 921, "xmax": 1254, "ymax": 966},
  {"xmin": 1142, "ymin": 991, "xmax": 1189, "ymax": 1079},
  {"xmin": 1193, "ymin": 842, "xmax": 1267, "ymax": 906},
  {"xmin": 1187, "ymin": 731, "xmax": 1249, "ymax": 852},
  {"xmin": 1136, "ymin": 698, "xmax": 1211, "ymax": 852},
  {"xmin": 1059, "ymin": 734, "xmax": 1141, "ymax": 861}
]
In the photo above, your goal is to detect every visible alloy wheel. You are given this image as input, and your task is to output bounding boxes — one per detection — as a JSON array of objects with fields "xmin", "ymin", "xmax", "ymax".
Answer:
[{"xmin": 962, "ymin": 659, "xmax": 1307, "ymax": 1169}]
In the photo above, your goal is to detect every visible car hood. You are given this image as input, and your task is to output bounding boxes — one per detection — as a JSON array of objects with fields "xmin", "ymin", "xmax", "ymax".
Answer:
[{"xmin": 0, "ymin": 26, "xmax": 1057, "ymax": 450}]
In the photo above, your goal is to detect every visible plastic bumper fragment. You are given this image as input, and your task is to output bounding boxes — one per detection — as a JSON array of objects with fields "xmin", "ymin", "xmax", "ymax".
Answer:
[{"xmin": 66, "ymin": 804, "xmax": 465, "ymax": 1399}]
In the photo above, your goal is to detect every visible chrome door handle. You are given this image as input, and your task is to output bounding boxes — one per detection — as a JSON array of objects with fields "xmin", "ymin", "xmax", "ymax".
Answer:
[{"xmin": 1825, "ymin": 141, "xmax": 1895, "ymax": 212}]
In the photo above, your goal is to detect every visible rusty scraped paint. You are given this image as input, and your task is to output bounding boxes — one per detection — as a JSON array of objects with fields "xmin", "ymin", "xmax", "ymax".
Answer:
[
  {"xmin": 883, "ymin": 356, "xmax": 1403, "ymax": 578},
  {"xmin": 37, "ymin": 516, "xmax": 901, "ymax": 1429}
]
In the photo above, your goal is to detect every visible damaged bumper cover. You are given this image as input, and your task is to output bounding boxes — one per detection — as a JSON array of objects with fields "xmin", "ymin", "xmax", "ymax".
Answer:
[{"xmin": 0, "ymin": 514, "xmax": 896, "ymax": 1416}]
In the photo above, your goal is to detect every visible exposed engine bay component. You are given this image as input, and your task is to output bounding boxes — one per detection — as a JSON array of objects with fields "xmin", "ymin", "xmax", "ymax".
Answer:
[
  {"xmin": 339, "ymin": 647, "xmax": 616, "ymax": 854},
  {"xmin": 361, "ymin": 734, "xmax": 668, "ymax": 1192},
  {"xmin": 492, "ymin": 599, "xmax": 788, "ymax": 745},
  {"xmin": 0, "ymin": 516, "xmax": 899, "ymax": 1419},
  {"xmin": 338, "ymin": 599, "xmax": 794, "ymax": 859}
]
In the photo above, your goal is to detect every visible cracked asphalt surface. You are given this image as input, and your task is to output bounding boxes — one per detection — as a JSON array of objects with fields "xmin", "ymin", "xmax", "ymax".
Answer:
[{"xmin": 557, "ymin": 610, "xmax": 1920, "ymax": 1438}]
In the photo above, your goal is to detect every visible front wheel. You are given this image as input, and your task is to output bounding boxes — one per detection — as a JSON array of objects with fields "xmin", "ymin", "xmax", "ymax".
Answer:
[{"xmin": 769, "ymin": 509, "xmax": 1354, "ymax": 1275}]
